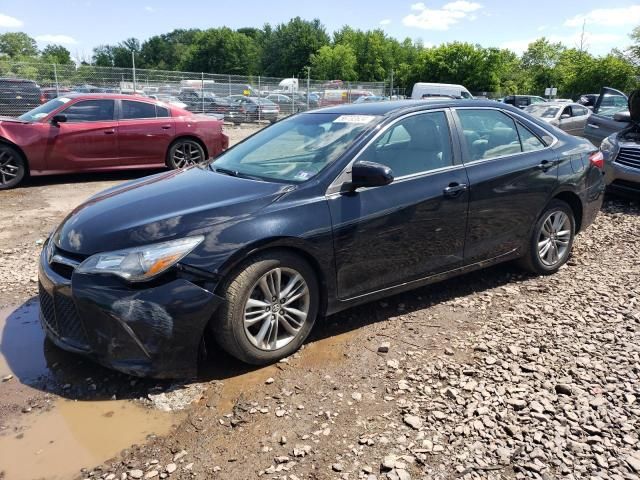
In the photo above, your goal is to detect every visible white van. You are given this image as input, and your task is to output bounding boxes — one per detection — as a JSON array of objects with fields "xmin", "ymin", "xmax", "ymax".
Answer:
[{"xmin": 411, "ymin": 83, "xmax": 473, "ymax": 100}]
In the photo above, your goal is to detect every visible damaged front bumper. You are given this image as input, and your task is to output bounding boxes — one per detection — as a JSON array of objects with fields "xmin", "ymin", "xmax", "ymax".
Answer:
[{"xmin": 38, "ymin": 245, "xmax": 224, "ymax": 378}]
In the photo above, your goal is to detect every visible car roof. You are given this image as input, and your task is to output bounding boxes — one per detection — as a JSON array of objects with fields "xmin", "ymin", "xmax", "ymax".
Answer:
[
  {"xmin": 61, "ymin": 93, "xmax": 158, "ymax": 101},
  {"xmin": 306, "ymin": 99, "xmax": 505, "ymax": 116},
  {"xmin": 530, "ymin": 102, "xmax": 582, "ymax": 107}
]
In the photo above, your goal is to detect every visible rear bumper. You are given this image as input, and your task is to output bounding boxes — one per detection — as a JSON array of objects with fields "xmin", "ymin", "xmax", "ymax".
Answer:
[{"xmin": 38, "ymin": 246, "xmax": 224, "ymax": 378}]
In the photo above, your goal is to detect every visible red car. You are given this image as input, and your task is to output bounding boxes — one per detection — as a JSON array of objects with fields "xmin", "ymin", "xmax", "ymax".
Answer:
[{"xmin": 0, "ymin": 93, "xmax": 228, "ymax": 190}]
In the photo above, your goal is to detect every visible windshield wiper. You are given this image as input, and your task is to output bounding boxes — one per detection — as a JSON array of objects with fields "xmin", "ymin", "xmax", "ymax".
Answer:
[
  {"xmin": 212, "ymin": 166, "xmax": 241, "ymax": 177},
  {"xmin": 212, "ymin": 166, "xmax": 267, "ymax": 182}
]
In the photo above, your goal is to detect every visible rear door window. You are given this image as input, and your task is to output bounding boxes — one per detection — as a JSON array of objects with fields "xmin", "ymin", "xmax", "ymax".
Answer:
[
  {"xmin": 121, "ymin": 100, "xmax": 157, "ymax": 119},
  {"xmin": 457, "ymin": 109, "xmax": 545, "ymax": 160}
]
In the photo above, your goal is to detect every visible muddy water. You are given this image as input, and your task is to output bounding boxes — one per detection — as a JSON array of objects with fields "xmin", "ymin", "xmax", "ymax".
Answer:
[{"xmin": 0, "ymin": 302, "xmax": 179, "ymax": 480}]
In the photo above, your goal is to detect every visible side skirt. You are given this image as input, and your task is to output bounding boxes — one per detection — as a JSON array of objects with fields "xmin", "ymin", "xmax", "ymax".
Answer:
[{"xmin": 326, "ymin": 248, "xmax": 521, "ymax": 316}]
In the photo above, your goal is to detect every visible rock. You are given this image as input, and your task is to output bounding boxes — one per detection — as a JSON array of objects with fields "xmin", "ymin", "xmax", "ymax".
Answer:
[
  {"xmin": 165, "ymin": 464, "xmax": 177, "ymax": 474},
  {"xmin": 378, "ymin": 342, "xmax": 391, "ymax": 353},
  {"xmin": 506, "ymin": 398, "xmax": 527, "ymax": 410},
  {"xmin": 265, "ymin": 377, "xmax": 274, "ymax": 384},
  {"xmin": 351, "ymin": 392, "xmax": 362, "ymax": 402},
  {"xmin": 144, "ymin": 471, "xmax": 158, "ymax": 479},
  {"xmin": 274, "ymin": 456, "xmax": 290, "ymax": 464},
  {"xmin": 128, "ymin": 471, "xmax": 144, "ymax": 479},
  {"xmin": 332, "ymin": 463, "xmax": 343, "ymax": 472},
  {"xmin": 403, "ymin": 414, "xmax": 423, "ymax": 430},
  {"xmin": 444, "ymin": 347, "xmax": 454, "ymax": 356},
  {"xmin": 555, "ymin": 384, "xmax": 573, "ymax": 396},
  {"xmin": 173, "ymin": 450, "xmax": 188, "ymax": 462},
  {"xmin": 381, "ymin": 455, "xmax": 398, "ymax": 471},
  {"xmin": 1, "ymin": 374, "xmax": 13, "ymax": 382},
  {"xmin": 626, "ymin": 453, "xmax": 640, "ymax": 473},
  {"xmin": 386, "ymin": 359, "xmax": 400, "ymax": 369}
]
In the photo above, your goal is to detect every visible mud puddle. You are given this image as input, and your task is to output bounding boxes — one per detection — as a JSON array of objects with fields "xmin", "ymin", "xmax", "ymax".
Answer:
[{"xmin": 0, "ymin": 301, "xmax": 181, "ymax": 480}]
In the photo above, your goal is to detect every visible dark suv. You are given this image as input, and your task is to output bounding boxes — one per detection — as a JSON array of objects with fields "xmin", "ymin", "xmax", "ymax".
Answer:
[
  {"xmin": 503, "ymin": 95, "xmax": 547, "ymax": 109},
  {"xmin": 0, "ymin": 78, "xmax": 42, "ymax": 117}
]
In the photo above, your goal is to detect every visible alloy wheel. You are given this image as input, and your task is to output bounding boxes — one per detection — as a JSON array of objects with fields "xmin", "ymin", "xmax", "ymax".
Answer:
[
  {"xmin": 0, "ymin": 150, "xmax": 20, "ymax": 186},
  {"xmin": 172, "ymin": 141, "xmax": 204, "ymax": 168},
  {"xmin": 243, "ymin": 267, "xmax": 310, "ymax": 351},
  {"xmin": 537, "ymin": 210, "xmax": 571, "ymax": 267}
]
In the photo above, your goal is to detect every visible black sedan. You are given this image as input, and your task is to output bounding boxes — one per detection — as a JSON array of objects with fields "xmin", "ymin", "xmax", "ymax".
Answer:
[{"xmin": 39, "ymin": 100, "xmax": 605, "ymax": 378}]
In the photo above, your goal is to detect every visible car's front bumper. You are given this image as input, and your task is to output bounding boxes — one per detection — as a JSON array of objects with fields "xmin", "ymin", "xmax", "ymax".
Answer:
[
  {"xmin": 603, "ymin": 143, "xmax": 640, "ymax": 196},
  {"xmin": 38, "ymin": 246, "xmax": 224, "ymax": 378}
]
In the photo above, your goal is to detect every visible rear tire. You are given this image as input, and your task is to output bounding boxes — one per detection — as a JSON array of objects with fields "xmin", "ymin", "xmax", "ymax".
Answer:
[
  {"xmin": 167, "ymin": 139, "xmax": 206, "ymax": 169},
  {"xmin": 518, "ymin": 199, "xmax": 575, "ymax": 274},
  {"xmin": 212, "ymin": 251, "xmax": 319, "ymax": 365},
  {"xmin": 0, "ymin": 144, "xmax": 26, "ymax": 190}
]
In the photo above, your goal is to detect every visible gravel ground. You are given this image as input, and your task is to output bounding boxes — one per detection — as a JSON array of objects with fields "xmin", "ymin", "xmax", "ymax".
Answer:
[
  {"xmin": 82, "ymin": 197, "xmax": 639, "ymax": 480},
  {"xmin": 0, "ymin": 127, "xmax": 638, "ymax": 480}
]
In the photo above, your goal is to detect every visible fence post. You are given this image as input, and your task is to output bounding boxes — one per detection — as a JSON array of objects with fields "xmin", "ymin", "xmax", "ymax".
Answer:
[
  {"xmin": 228, "ymin": 75, "xmax": 231, "ymax": 97},
  {"xmin": 53, "ymin": 63, "xmax": 59, "ymax": 96},
  {"xmin": 201, "ymin": 72, "xmax": 205, "ymax": 114},
  {"xmin": 131, "ymin": 51, "xmax": 137, "ymax": 93},
  {"xmin": 258, "ymin": 76, "xmax": 261, "ymax": 122}
]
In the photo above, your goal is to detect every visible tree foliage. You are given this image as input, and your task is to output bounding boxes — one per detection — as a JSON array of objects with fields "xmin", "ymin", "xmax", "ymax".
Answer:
[
  {"xmin": 0, "ymin": 24, "xmax": 637, "ymax": 98},
  {"xmin": 0, "ymin": 32, "xmax": 38, "ymax": 58}
]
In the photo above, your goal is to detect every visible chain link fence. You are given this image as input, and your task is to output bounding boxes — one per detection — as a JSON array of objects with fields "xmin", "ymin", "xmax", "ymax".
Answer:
[{"xmin": 0, "ymin": 60, "xmax": 391, "ymax": 121}]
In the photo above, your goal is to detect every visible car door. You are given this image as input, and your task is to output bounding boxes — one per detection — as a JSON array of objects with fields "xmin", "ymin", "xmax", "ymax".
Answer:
[
  {"xmin": 558, "ymin": 105, "xmax": 579, "ymax": 135},
  {"xmin": 327, "ymin": 110, "xmax": 469, "ymax": 300},
  {"xmin": 453, "ymin": 107, "xmax": 559, "ymax": 265},
  {"xmin": 45, "ymin": 98, "xmax": 119, "ymax": 170},
  {"xmin": 571, "ymin": 105, "xmax": 590, "ymax": 136},
  {"xmin": 117, "ymin": 99, "xmax": 175, "ymax": 166},
  {"xmin": 583, "ymin": 87, "xmax": 629, "ymax": 146}
]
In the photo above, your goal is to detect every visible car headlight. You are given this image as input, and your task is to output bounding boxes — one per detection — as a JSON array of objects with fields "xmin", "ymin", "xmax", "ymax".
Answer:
[
  {"xmin": 600, "ymin": 136, "xmax": 614, "ymax": 155},
  {"xmin": 76, "ymin": 236, "xmax": 204, "ymax": 282}
]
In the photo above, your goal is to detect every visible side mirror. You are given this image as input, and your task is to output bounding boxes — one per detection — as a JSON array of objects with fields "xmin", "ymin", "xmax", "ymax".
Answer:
[
  {"xmin": 347, "ymin": 161, "xmax": 394, "ymax": 191},
  {"xmin": 560, "ymin": 113, "xmax": 571, "ymax": 119},
  {"xmin": 613, "ymin": 111, "xmax": 631, "ymax": 122},
  {"xmin": 51, "ymin": 114, "xmax": 67, "ymax": 125}
]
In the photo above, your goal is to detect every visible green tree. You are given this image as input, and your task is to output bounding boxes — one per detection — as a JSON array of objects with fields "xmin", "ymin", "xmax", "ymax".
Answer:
[
  {"xmin": 521, "ymin": 37, "xmax": 565, "ymax": 94},
  {"xmin": 92, "ymin": 38, "xmax": 140, "ymax": 67},
  {"xmin": 310, "ymin": 44, "xmax": 357, "ymax": 80},
  {"xmin": 0, "ymin": 32, "xmax": 38, "ymax": 58},
  {"xmin": 261, "ymin": 17, "xmax": 329, "ymax": 77},
  {"xmin": 181, "ymin": 28, "xmax": 259, "ymax": 75},
  {"xmin": 139, "ymin": 29, "xmax": 200, "ymax": 70},
  {"xmin": 40, "ymin": 44, "xmax": 72, "ymax": 64}
]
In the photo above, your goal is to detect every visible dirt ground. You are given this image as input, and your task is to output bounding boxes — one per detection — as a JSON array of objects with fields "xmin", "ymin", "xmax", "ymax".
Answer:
[{"xmin": 0, "ymin": 124, "xmax": 639, "ymax": 480}]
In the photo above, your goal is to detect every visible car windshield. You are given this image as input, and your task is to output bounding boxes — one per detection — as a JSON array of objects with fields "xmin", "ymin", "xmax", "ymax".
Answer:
[
  {"xmin": 18, "ymin": 97, "xmax": 71, "ymax": 121},
  {"xmin": 525, "ymin": 105, "xmax": 560, "ymax": 119},
  {"xmin": 212, "ymin": 112, "xmax": 379, "ymax": 183}
]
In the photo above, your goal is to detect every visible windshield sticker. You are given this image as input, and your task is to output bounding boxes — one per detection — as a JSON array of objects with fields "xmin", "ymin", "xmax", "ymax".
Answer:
[
  {"xmin": 294, "ymin": 170, "xmax": 315, "ymax": 180},
  {"xmin": 333, "ymin": 115, "xmax": 376, "ymax": 124}
]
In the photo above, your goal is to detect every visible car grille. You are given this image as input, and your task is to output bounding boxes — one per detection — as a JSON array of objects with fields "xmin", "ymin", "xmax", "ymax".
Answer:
[
  {"xmin": 39, "ymin": 282, "xmax": 89, "ymax": 348},
  {"xmin": 615, "ymin": 147, "xmax": 640, "ymax": 170}
]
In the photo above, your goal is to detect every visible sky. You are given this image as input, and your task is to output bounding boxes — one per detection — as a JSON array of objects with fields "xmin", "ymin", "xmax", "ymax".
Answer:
[{"xmin": 0, "ymin": 0, "xmax": 638, "ymax": 61}]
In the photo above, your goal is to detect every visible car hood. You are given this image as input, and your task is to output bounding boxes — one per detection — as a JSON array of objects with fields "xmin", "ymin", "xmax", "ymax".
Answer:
[
  {"xmin": 53, "ymin": 167, "xmax": 291, "ymax": 256},
  {"xmin": 0, "ymin": 116, "xmax": 29, "ymax": 123}
]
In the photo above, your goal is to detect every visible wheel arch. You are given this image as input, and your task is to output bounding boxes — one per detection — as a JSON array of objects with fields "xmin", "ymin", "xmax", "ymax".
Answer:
[
  {"xmin": 0, "ymin": 137, "xmax": 29, "ymax": 176},
  {"xmin": 213, "ymin": 237, "xmax": 331, "ymax": 318},
  {"xmin": 166, "ymin": 135, "xmax": 209, "ymax": 167},
  {"xmin": 551, "ymin": 190, "xmax": 583, "ymax": 233}
]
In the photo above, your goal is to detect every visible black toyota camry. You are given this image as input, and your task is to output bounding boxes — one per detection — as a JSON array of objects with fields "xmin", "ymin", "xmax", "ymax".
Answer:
[{"xmin": 39, "ymin": 100, "xmax": 605, "ymax": 378}]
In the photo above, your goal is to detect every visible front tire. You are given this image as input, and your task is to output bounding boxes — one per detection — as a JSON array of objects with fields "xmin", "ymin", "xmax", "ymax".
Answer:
[
  {"xmin": 213, "ymin": 251, "xmax": 319, "ymax": 365},
  {"xmin": 0, "ymin": 144, "xmax": 26, "ymax": 190},
  {"xmin": 519, "ymin": 199, "xmax": 575, "ymax": 274},
  {"xmin": 167, "ymin": 139, "xmax": 206, "ymax": 169}
]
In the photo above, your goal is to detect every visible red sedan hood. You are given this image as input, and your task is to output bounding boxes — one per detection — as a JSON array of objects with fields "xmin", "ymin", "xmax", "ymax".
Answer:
[{"xmin": 0, "ymin": 116, "xmax": 29, "ymax": 124}]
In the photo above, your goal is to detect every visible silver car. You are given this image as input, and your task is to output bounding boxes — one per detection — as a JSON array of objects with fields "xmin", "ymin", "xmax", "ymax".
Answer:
[
  {"xmin": 524, "ymin": 102, "xmax": 591, "ymax": 136},
  {"xmin": 599, "ymin": 93, "xmax": 639, "ymax": 196}
]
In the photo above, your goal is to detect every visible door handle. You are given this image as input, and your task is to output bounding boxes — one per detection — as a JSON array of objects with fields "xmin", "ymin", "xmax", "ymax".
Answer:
[
  {"xmin": 443, "ymin": 182, "xmax": 468, "ymax": 198},
  {"xmin": 537, "ymin": 160, "xmax": 556, "ymax": 171},
  {"xmin": 160, "ymin": 125, "xmax": 171, "ymax": 130},
  {"xmin": 104, "ymin": 129, "xmax": 115, "ymax": 135},
  {"xmin": 587, "ymin": 123, "xmax": 600, "ymax": 129}
]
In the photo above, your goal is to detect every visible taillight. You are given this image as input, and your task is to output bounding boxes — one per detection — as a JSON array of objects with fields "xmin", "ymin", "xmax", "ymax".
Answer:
[{"xmin": 589, "ymin": 151, "xmax": 604, "ymax": 169}]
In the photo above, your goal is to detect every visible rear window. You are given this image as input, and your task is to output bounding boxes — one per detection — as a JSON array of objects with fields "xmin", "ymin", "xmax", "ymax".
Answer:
[{"xmin": 121, "ymin": 100, "xmax": 157, "ymax": 119}]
